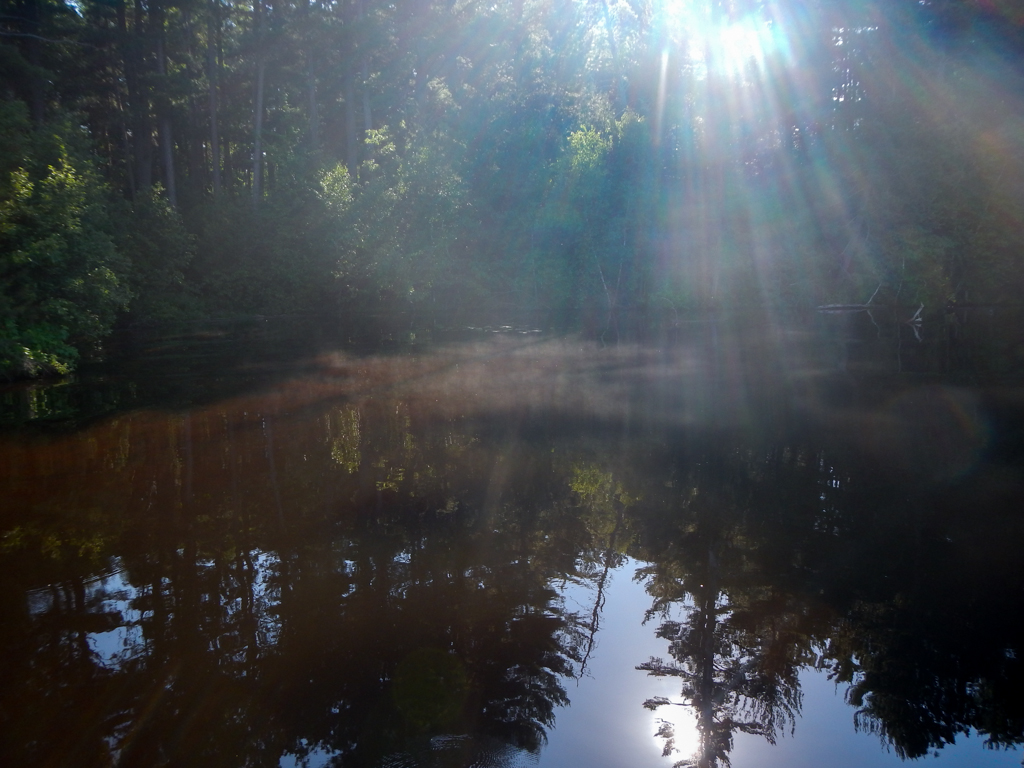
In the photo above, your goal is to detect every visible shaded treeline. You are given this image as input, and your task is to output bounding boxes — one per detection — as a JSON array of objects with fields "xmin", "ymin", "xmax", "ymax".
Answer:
[{"xmin": 4, "ymin": 0, "xmax": 1024, "ymax": 376}]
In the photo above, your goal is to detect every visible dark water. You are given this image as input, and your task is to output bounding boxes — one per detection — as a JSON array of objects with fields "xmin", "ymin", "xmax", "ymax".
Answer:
[{"xmin": 2, "ymin": 311, "xmax": 1023, "ymax": 768}]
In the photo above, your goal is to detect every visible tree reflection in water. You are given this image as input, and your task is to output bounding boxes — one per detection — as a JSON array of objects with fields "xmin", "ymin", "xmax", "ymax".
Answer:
[
  {"xmin": 0, "ymin": 390, "xmax": 584, "ymax": 767},
  {"xmin": 633, "ymin": 446, "xmax": 809, "ymax": 768},
  {"xmin": 630, "ymin": 412, "xmax": 1024, "ymax": 767},
  {"xmin": 1, "ymin": 323, "xmax": 1024, "ymax": 766}
]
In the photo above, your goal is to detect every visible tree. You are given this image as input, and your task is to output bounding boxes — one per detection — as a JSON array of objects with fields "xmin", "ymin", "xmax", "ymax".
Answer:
[{"xmin": 0, "ymin": 104, "xmax": 131, "ymax": 376}]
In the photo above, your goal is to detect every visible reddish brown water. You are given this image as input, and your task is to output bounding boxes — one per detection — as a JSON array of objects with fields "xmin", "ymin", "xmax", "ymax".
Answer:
[{"xmin": 2, "ymin": 314, "xmax": 1023, "ymax": 767}]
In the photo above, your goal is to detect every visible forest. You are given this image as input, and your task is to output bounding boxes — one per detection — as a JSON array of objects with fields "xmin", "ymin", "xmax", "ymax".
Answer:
[{"xmin": 2, "ymin": 0, "xmax": 1024, "ymax": 377}]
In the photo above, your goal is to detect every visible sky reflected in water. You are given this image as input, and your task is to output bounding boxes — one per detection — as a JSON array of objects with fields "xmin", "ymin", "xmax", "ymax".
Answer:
[{"xmin": 2, "ymin": 313, "xmax": 1023, "ymax": 767}]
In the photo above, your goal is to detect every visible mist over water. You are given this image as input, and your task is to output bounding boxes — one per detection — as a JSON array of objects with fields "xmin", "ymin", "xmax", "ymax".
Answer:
[{"xmin": 1, "ymin": 312, "xmax": 1023, "ymax": 767}]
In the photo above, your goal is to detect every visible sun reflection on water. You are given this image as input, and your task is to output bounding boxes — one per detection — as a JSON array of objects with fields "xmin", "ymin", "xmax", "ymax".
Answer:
[{"xmin": 651, "ymin": 705, "xmax": 701, "ymax": 765}]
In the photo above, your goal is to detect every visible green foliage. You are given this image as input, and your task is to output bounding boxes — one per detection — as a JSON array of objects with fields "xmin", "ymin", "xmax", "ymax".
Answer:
[
  {"xmin": 118, "ymin": 188, "xmax": 197, "ymax": 323},
  {"xmin": 0, "ymin": 110, "xmax": 130, "ymax": 378},
  {"xmin": 567, "ymin": 125, "xmax": 610, "ymax": 175},
  {"xmin": 526, "ymin": 114, "xmax": 662, "ymax": 311},
  {"xmin": 2, "ymin": 0, "xmax": 1024, "ymax": 372},
  {"xmin": 190, "ymin": 158, "xmax": 352, "ymax": 316},
  {"xmin": 339, "ymin": 124, "xmax": 476, "ymax": 309},
  {"xmin": 0, "ymin": 99, "xmax": 30, "ymax": 200},
  {"xmin": 318, "ymin": 162, "xmax": 354, "ymax": 214}
]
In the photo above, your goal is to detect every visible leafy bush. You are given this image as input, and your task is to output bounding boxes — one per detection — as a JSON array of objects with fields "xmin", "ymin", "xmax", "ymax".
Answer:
[{"xmin": 0, "ymin": 106, "xmax": 130, "ymax": 378}]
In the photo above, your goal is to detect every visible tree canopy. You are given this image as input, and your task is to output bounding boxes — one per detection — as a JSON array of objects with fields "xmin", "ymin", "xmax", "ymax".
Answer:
[{"xmin": 3, "ymin": 0, "xmax": 1024, "ymax": 375}]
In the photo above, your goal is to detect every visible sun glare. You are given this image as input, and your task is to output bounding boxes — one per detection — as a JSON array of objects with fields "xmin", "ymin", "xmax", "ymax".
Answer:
[
  {"xmin": 719, "ymin": 22, "xmax": 768, "ymax": 68},
  {"xmin": 652, "ymin": 704, "xmax": 701, "ymax": 763},
  {"xmin": 695, "ymin": 17, "xmax": 782, "ymax": 80},
  {"xmin": 658, "ymin": 0, "xmax": 783, "ymax": 78}
]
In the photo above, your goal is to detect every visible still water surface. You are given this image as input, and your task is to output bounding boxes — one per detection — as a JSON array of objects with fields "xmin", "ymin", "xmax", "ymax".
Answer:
[{"xmin": 2, "ymin": 312, "xmax": 1023, "ymax": 768}]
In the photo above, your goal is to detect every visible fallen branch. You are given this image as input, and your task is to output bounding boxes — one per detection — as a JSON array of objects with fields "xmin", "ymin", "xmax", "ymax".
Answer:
[{"xmin": 816, "ymin": 283, "xmax": 883, "ymax": 313}]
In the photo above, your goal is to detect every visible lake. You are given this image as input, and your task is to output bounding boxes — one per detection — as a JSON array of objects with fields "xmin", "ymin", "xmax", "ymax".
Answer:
[{"xmin": 2, "ymin": 310, "xmax": 1023, "ymax": 768}]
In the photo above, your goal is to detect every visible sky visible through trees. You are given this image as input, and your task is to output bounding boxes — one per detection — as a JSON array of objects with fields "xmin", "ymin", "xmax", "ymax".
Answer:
[{"xmin": 2, "ymin": 0, "xmax": 1024, "ymax": 376}]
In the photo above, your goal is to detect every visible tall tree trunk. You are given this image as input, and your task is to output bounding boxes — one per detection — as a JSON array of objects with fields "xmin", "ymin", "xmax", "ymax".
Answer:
[
  {"xmin": 358, "ymin": 0, "xmax": 371, "ymax": 132},
  {"xmin": 223, "ymin": 131, "xmax": 232, "ymax": 190},
  {"xmin": 188, "ymin": 97, "xmax": 203, "ymax": 192},
  {"xmin": 252, "ymin": 0, "xmax": 266, "ymax": 204},
  {"xmin": 344, "ymin": 68, "xmax": 356, "ymax": 169},
  {"xmin": 252, "ymin": 60, "xmax": 266, "ymax": 202},
  {"xmin": 116, "ymin": 89, "xmax": 136, "ymax": 198},
  {"xmin": 362, "ymin": 58, "xmax": 371, "ymax": 132},
  {"xmin": 183, "ymin": 7, "xmax": 203, "ymax": 195},
  {"xmin": 307, "ymin": 67, "xmax": 320, "ymax": 149},
  {"xmin": 158, "ymin": 109, "xmax": 177, "ymax": 208},
  {"xmin": 25, "ymin": 2, "xmax": 45, "ymax": 126},
  {"xmin": 207, "ymin": 0, "xmax": 221, "ymax": 198},
  {"xmin": 357, "ymin": 0, "xmax": 371, "ymax": 134},
  {"xmin": 122, "ymin": 0, "xmax": 153, "ymax": 193},
  {"xmin": 136, "ymin": 0, "xmax": 154, "ymax": 191},
  {"xmin": 301, "ymin": 0, "xmax": 317, "ymax": 151},
  {"xmin": 154, "ymin": 4, "xmax": 177, "ymax": 208},
  {"xmin": 342, "ymin": 0, "xmax": 356, "ymax": 170}
]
